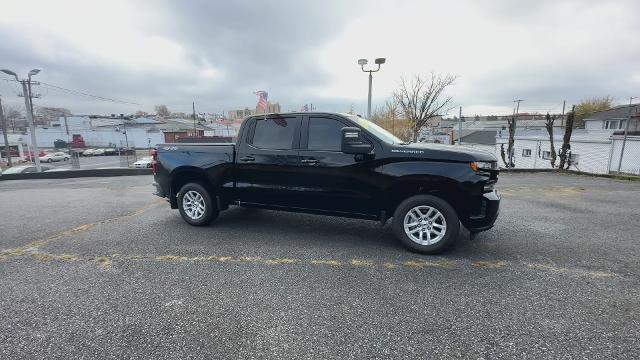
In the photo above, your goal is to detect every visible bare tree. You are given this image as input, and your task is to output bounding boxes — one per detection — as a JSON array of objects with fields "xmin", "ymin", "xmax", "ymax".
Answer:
[
  {"xmin": 544, "ymin": 112, "xmax": 557, "ymax": 167},
  {"xmin": 558, "ymin": 106, "xmax": 575, "ymax": 169},
  {"xmin": 393, "ymin": 73, "xmax": 457, "ymax": 141},
  {"xmin": 155, "ymin": 105, "xmax": 170, "ymax": 118},
  {"xmin": 2, "ymin": 104, "xmax": 23, "ymax": 131},
  {"xmin": 500, "ymin": 144, "xmax": 508, "ymax": 168},
  {"xmin": 503, "ymin": 116, "xmax": 516, "ymax": 168}
]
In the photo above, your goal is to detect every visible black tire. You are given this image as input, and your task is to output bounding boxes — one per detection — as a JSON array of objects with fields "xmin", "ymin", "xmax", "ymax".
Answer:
[
  {"xmin": 392, "ymin": 195, "xmax": 460, "ymax": 254},
  {"xmin": 47, "ymin": 159, "xmax": 53, "ymax": 163},
  {"xmin": 177, "ymin": 182, "xmax": 218, "ymax": 226}
]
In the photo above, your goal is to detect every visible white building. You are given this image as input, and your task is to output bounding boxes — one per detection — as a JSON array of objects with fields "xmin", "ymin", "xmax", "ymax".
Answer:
[
  {"xmin": 495, "ymin": 129, "xmax": 640, "ymax": 175},
  {"xmin": 583, "ymin": 104, "xmax": 639, "ymax": 131}
]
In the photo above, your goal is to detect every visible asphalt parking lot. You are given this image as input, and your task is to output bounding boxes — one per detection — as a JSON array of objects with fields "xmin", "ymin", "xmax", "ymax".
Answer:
[{"xmin": 1, "ymin": 173, "xmax": 639, "ymax": 359}]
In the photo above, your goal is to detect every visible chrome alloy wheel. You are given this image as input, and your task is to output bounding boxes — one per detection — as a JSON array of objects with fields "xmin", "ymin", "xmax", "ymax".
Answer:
[
  {"xmin": 183, "ymin": 190, "xmax": 205, "ymax": 220},
  {"xmin": 403, "ymin": 205, "xmax": 447, "ymax": 245}
]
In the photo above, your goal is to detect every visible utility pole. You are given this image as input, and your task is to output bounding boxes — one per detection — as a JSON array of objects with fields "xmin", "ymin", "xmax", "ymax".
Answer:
[
  {"xmin": 22, "ymin": 79, "xmax": 42, "ymax": 172},
  {"xmin": 510, "ymin": 99, "xmax": 524, "ymax": 166},
  {"xmin": 561, "ymin": 100, "xmax": 566, "ymax": 127},
  {"xmin": 122, "ymin": 118, "xmax": 129, "ymax": 166},
  {"xmin": 457, "ymin": 106, "xmax": 463, "ymax": 145},
  {"xmin": 616, "ymin": 96, "xmax": 637, "ymax": 174},
  {"xmin": 513, "ymin": 99, "xmax": 524, "ymax": 119},
  {"xmin": 0, "ymin": 95, "xmax": 12, "ymax": 167},
  {"xmin": 192, "ymin": 101, "xmax": 197, "ymax": 137}
]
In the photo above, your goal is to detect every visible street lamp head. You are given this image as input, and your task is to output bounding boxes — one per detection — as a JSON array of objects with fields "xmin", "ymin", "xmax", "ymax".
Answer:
[
  {"xmin": 1, "ymin": 69, "xmax": 19, "ymax": 81},
  {"xmin": 374, "ymin": 58, "xmax": 386, "ymax": 65},
  {"xmin": 1, "ymin": 69, "xmax": 17, "ymax": 76},
  {"xmin": 357, "ymin": 59, "xmax": 368, "ymax": 66},
  {"xmin": 28, "ymin": 69, "xmax": 41, "ymax": 77}
]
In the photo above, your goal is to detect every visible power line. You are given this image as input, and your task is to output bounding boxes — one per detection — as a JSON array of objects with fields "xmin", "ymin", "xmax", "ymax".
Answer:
[
  {"xmin": 38, "ymin": 82, "xmax": 143, "ymax": 106},
  {"xmin": 4, "ymin": 77, "xmax": 143, "ymax": 106}
]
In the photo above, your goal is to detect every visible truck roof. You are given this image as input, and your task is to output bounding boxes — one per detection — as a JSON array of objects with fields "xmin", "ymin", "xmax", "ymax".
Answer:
[{"xmin": 247, "ymin": 112, "xmax": 363, "ymax": 119}]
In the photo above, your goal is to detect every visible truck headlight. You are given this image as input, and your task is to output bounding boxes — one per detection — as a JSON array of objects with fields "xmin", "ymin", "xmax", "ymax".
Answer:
[{"xmin": 470, "ymin": 161, "xmax": 497, "ymax": 172}]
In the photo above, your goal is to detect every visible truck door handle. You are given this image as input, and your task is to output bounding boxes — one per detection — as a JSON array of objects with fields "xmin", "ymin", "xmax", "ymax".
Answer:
[
  {"xmin": 301, "ymin": 159, "xmax": 319, "ymax": 165},
  {"xmin": 240, "ymin": 156, "xmax": 255, "ymax": 162}
]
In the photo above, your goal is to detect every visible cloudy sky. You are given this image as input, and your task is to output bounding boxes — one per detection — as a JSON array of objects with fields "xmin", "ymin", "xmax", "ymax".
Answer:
[{"xmin": 1, "ymin": 0, "xmax": 638, "ymax": 117}]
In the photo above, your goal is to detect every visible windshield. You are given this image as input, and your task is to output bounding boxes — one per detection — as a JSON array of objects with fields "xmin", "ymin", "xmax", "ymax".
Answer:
[{"xmin": 345, "ymin": 115, "xmax": 404, "ymax": 144}]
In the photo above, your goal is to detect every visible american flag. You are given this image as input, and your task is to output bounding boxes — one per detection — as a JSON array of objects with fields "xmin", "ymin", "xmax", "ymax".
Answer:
[
  {"xmin": 254, "ymin": 91, "xmax": 268, "ymax": 111},
  {"xmin": 299, "ymin": 104, "xmax": 309, "ymax": 112}
]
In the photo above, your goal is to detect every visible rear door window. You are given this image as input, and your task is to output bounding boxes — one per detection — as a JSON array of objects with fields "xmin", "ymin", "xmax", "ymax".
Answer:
[{"xmin": 251, "ymin": 117, "xmax": 297, "ymax": 150}]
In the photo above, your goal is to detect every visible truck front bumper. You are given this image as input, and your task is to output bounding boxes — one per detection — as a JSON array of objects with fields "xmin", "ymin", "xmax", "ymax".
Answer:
[{"xmin": 466, "ymin": 190, "xmax": 500, "ymax": 232}]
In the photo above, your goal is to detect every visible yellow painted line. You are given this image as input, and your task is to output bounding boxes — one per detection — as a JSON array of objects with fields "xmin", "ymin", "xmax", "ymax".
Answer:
[
  {"xmin": 351, "ymin": 259, "xmax": 373, "ymax": 267},
  {"xmin": 0, "ymin": 201, "xmax": 163, "ymax": 258},
  {"xmin": 401, "ymin": 260, "xmax": 453, "ymax": 269},
  {"xmin": 264, "ymin": 258, "xmax": 298, "ymax": 265},
  {"xmin": 310, "ymin": 260, "xmax": 342, "ymax": 266},
  {"xmin": 93, "ymin": 256, "xmax": 112, "ymax": 270},
  {"xmin": 472, "ymin": 260, "xmax": 507, "ymax": 268},
  {"xmin": 4, "ymin": 249, "xmax": 620, "ymax": 279}
]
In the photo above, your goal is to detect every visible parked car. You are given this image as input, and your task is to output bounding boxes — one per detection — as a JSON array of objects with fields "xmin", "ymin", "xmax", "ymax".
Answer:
[
  {"xmin": 2, "ymin": 165, "xmax": 52, "ymax": 174},
  {"xmin": 133, "ymin": 156, "xmax": 153, "ymax": 168},
  {"xmin": 93, "ymin": 149, "xmax": 105, "ymax": 156},
  {"xmin": 153, "ymin": 112, "xmax": 500, "ymax": 254},
  {"xmin": 39, "ymin": 152, "xmax": 70, "ymax": 163},
  {"xmin": 116, "ymin": 147, "xmax": 136, "ymax": 155},
  {"xmin": 82, "ymin": 149, "xmax": 95, "ymax": 156},
  {"xmin": 103, "ymin": 148, "xmax": 117, "ymax": 156},
  {"xmin": 24, "ymin": 150, "xmax": 48, "ymax": 161}
]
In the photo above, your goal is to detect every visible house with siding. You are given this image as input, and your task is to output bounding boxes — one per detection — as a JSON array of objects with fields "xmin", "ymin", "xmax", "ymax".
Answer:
[{"xmin": 583, "ymin": 104, "xmax": 639, "ymax": 131}]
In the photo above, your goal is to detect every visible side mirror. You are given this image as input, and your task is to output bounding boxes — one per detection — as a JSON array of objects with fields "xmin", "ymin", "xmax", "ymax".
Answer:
[{"xmin": 341, "ymin": 127, "xmax": 373, "ymax": 154}]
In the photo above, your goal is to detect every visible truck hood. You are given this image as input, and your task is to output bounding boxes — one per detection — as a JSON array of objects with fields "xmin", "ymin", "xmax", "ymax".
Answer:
[{"xmin": 389, "ymin": 142, "xmax": 497, "ymax": 162}]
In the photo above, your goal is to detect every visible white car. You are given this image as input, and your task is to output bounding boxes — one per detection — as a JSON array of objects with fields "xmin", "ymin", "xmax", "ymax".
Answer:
[
  {"xmin": 93, "ymin": 149, "xmax": 105, "ymax": 156},
  {"xmin": 82, "ymin": 149, "xmax": 95, "ymax": 156},
  {"xmin": 2, "ymin": 165, "xmax": 53, "ymax": 174},
  {"xmin": 133, "ymin": 156, "xmax": 153, "ymax": 168},
  {"xmin": 39, "ymin": 152, "xmax": 70, "ymax": 163}
]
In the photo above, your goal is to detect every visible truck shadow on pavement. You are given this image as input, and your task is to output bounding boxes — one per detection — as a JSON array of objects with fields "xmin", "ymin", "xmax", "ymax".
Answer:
[{"xmin": 166, "ymin": 206, "xmax": 478, "ymax": 255}]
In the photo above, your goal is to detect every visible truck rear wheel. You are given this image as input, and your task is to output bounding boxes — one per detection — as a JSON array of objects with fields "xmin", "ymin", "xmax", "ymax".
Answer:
[
  {"xmin": 177, "ymin": 183, "xmax": 218, "ymax": 226},
  {"xmin": 392, "ymin": 195, "xmax": 460, "ymax": 254}
]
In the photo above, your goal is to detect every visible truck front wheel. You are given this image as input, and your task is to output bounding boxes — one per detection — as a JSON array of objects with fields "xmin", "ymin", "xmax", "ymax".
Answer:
[
  {"xmin": 177, "ymin": 183, "xmax": 218, "ymax": 226},
  {"xmin": 392, "ymin": 195, "xmax": 460, "ymax": 254}
]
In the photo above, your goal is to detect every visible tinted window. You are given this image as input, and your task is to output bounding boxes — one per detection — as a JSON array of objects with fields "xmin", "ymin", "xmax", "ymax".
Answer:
[
  {"xmin": 308, "ymin": 118, "xmax": 345, "ymax": 151},
  {"xmin": 251, "ymin": 117, "xmax": 296, "ymax": 149}
]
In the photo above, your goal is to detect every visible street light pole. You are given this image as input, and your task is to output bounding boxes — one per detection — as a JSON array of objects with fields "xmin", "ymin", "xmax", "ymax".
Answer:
[
  {"xmin": 358, "ymin": 58, "xmax": 386, "ymax": 119},
  {"xmin": 367, "ymin": 72, "xmax": 373, "ymax": 119},
  {"xmin": 2, "ymin": 69, "xmax": 43, "ymax": 172},
  {"xmin": 616, "ymin": 96, "xmax": 637, "ymax": 174}
]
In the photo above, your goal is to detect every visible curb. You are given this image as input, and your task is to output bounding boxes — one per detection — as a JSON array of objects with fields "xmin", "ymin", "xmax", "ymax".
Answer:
[
  {"xmin": 499, "ymin": 168, "xmax": 640, "ymax": 181},
  {"xmin": 0, "ymin": 168, "xmax": 152, "ymax": 181}
]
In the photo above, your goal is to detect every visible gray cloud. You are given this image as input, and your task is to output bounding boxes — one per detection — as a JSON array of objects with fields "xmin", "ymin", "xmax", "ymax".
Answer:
[{"xmin": 1, "ymin": 0, "xmax": 638, "ymax": 116}]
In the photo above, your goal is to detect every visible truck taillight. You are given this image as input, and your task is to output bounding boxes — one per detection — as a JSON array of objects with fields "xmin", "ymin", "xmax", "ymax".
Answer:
[{"xmin": 150, "ymin": 148, "xmax": 158, "ymax": 174}]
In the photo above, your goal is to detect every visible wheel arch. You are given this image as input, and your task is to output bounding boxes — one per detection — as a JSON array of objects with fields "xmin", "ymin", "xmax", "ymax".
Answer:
[
  {"xmin": 168, "ymin": 166, "xmax": 214, "ymax": 209},
  {"xmin": 385, "ymin": 176, "xmax": 467, "ymax": 220}
]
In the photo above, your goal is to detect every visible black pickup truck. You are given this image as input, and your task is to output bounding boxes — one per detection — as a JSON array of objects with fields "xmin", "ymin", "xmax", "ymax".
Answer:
[{"xmin": 152, "ymin": 112, "xmax": 500, "ymax": 254}]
